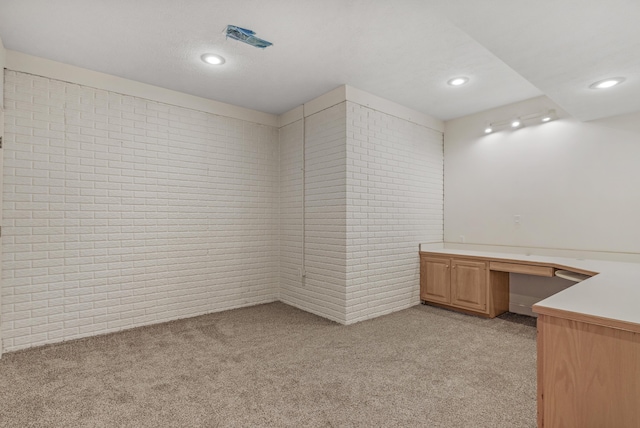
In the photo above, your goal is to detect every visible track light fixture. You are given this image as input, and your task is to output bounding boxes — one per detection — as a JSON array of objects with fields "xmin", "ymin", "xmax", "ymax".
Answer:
[
  {"xmin": 482, "ymin": 109, "xmax": 557, "ymax": 135},
  {"xmin": 541, "ymin": 109, "xmax": 556, "ymax": 122}
]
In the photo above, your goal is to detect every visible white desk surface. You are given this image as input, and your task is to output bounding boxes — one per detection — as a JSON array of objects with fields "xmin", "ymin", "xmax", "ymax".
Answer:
[{"xmin": 419, "ymin": 246, "xmax": 640, "ymax": 332}]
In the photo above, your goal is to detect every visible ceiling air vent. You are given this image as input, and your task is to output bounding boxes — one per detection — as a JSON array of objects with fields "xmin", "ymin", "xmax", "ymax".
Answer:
[{"xmin": 226, "ymin": 25, "xmax": 273, "ymax": 49}]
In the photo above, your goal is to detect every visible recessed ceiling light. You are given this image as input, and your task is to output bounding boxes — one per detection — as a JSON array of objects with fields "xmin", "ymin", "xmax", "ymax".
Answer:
[
  {"xmin": 511, "ymin": 118, "xmax": 521, "ymax": 128},
  {"xmin": 447, "ymin": 77, "xmax": 469, "ymax": 86},
  {"xmin": 201, "ymin": 53, "xmax": 226, "ymax": 65},
  {"xmin": 589, "ymin": 77, "xmax": 625, "ymax": 89},
  {"xmin": 484, "ymin": 126, "xmax": 493, "ymax": 134}
]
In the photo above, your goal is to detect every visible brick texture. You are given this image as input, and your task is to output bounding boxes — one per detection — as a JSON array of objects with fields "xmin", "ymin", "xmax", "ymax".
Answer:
[
  {"xmin": 345, "ymin": 102, "xmax": 443, "ymax": 323},
  {"xmin": 279, "ymin": 101, "xmax": 443, "ymax": 325},
  {"xmin": 2, "ymin": 71, "xmax": 279, "ymax": 351},
  {"xmin": 2, "ymin": 71, "xmax": 444, "ymax": 351},
  {"xmin": 279, "ymin": 104, "xmax": 348, "ymax": 323}
]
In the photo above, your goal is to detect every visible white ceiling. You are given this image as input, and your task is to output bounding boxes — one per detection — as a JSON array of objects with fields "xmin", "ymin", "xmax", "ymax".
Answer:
[{"xmin": 0, "ymin": 0, "xmax": 638, "ymax": 121}]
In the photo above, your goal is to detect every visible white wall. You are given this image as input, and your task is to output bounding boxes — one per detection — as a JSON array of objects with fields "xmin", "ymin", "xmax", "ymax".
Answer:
[
  {"xmin": 0, "ymin": 37, "xmax": 5, "ymax": 109},
  {"xmin": 278, "ymin": 119, "xmax": 304, "ymax": 310},
  {"xmin": 0, "ymin": 38, "xmax": 5, "ymax": 356},
  {"xmin": 7, "ymin": 50, "xmax": 276, "ymax": 127},
  {"xmin": 0, "ymin": 60, "xmax": 445, "ymax": 351},
  {"xmin": 345, "ymin": 102, "xmax": 443, "ymax": 323},
  {"xmin": 279, "ymin": 103, "xmax": 348, "ymax": 323},
  {"xmin": 299, "ymin": 103, "xmax": 349, "ymax": 322},
  {"xmin": 444, "ymin": 95, "xmax": 640, "ymax": 314},
  {"xmin": 445, "ymin": 95, "xmax": 640, "ymax": 254},
  {"xmin": 278, "ymin": 89, "xmax": 444, "ymax": 325},
  {"xmin": 1, "ymin": 71, "xmax": 279, "ymax": 352}
]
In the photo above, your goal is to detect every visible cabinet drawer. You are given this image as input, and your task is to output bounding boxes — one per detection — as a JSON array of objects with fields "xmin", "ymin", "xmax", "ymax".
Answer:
[{"xmin": 489, "ymin": 261, "xmax": 554, "ymax": 277}]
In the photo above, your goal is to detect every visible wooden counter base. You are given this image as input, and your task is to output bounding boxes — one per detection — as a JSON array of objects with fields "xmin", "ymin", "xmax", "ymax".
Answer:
[
  {"xmin": 420, "ymin": 300, "xmax": 492, "ymax": 318},
  {"xmin": 420, "ymin": 253, "xmax": 510, "ymax": 318},
  {"xmin": 420, "ymin": 248, "xmax": 640, "ymax": 428},
  {"xmin": 419, "ymin": 251, "xmax": 572, "ymax": 319},
  {"xmin": 537, "ymin": 314, "xmax": 640, "ymax": 427}
]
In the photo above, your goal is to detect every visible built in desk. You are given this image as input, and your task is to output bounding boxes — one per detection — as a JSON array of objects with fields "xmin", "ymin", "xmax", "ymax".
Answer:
[{"xmin": 419, "ymin": 247, "xmax": 640, "ymax": 428}]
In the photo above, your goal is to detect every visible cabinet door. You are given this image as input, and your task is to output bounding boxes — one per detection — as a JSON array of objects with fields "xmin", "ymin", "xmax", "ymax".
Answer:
[
  {"xmin": 450, "ymin": 259, "xmax": 487, "ymax": 312},
  {"xmin": 420, "ymin": 256, "xmax": 450, "ymax": 304}
]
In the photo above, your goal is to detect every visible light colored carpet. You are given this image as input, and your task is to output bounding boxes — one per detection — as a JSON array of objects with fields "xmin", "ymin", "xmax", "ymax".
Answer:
[{"xmin": 0, "ymin": 302, "xmax": 537, "ymax": 427}]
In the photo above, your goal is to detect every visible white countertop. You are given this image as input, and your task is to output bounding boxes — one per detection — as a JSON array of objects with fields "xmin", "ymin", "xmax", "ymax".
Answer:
[{"xmin": 419, "ymin": 245, "xmax": 640, "ymax": 332}]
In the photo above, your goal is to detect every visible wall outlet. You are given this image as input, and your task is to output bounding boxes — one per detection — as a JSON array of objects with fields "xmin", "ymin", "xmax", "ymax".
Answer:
[
  {"xmin": 459, "ymin": 235, "xmax": 465, "ymax": 243},
  {"xmin": 514, "ymin": 214, "xmax": 521, "ymax": 226}
]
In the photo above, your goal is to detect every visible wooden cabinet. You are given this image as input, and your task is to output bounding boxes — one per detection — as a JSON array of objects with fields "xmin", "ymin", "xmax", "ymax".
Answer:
[
  {"xmin": 420, "ymin": 256, "xmax": 450, "ymax": 304},
  {"xmin": 420, "ymin": 253, "xmax": 509, "ymax": 318},
  {"xmin": 451, "ymin": 259, "xmax": 487, "ymax": 312}
]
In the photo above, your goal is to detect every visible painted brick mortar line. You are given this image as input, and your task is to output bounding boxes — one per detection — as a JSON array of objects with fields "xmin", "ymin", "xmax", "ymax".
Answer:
[{"xmin": 2, "ymin": 71, "xmax": 279, "ymax": 351}]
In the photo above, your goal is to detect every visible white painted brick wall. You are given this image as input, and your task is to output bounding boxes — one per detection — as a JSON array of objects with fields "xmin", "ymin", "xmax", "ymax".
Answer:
[
  {"xmin": 279, "ymin": 103, "xmax": 348, "ymax": 323},
  {"xmin": 278, "ymin": 120, "xmax": 304, "ymax": 307},
  {"xmin": 279, "ymin": 101, "xmax": 443, "ymax": 325},
  {"xmin": 2, "ymin": 71, "xmax": 279, "ymax": 352},
  {"xmin": 2, "ymin": 72, "xmax": 444, "ymax": 350},
  {"xmin": 345, "ymin": 102, "xmax": 443, "ymax": 323}
]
